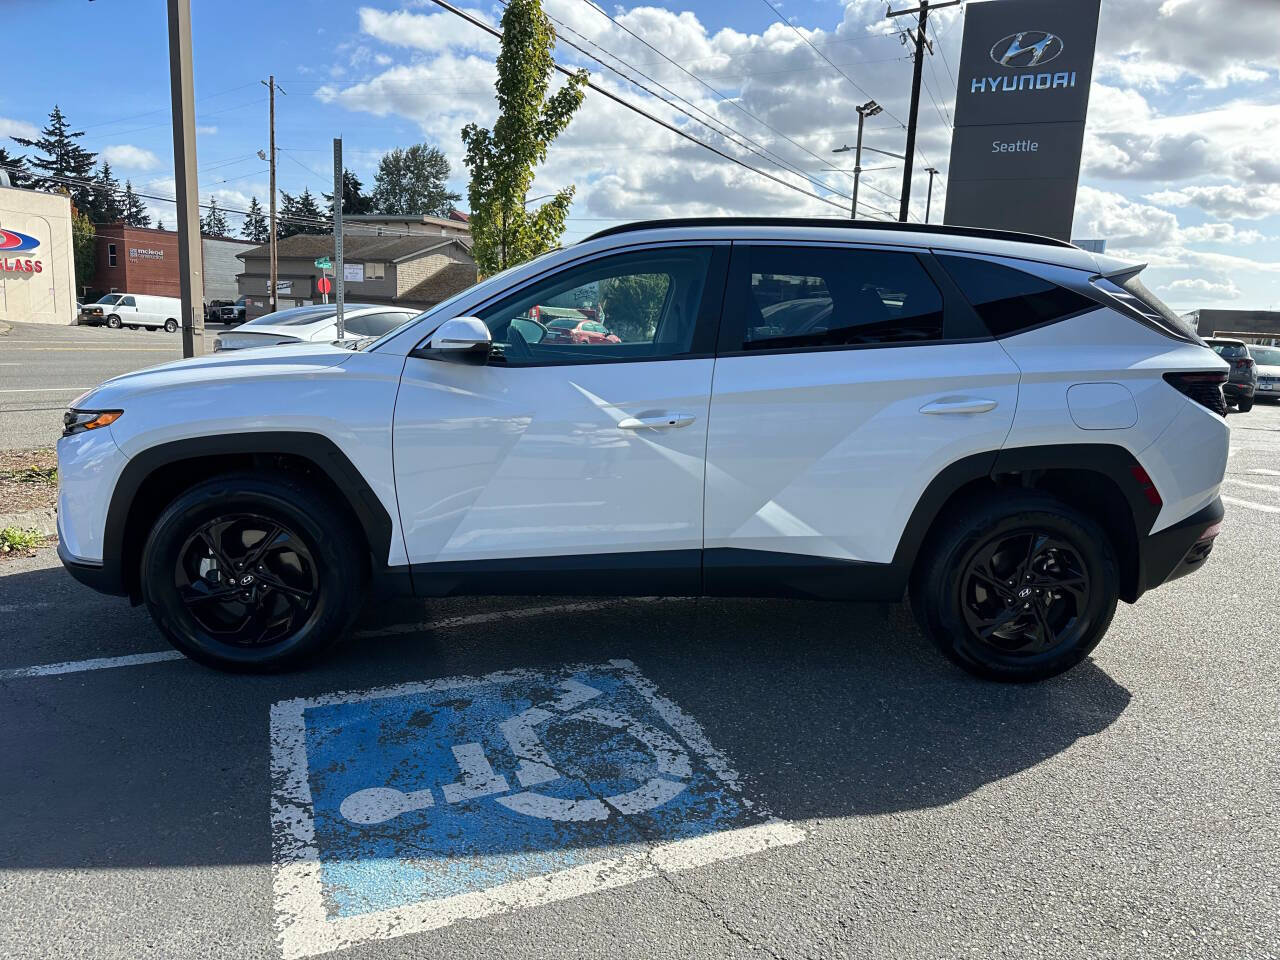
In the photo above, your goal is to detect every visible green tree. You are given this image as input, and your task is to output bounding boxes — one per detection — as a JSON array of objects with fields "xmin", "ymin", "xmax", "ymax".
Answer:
[
  {"xmin": 93, "ymin": 161, "xmax": 124, "ymax": 223},
  {"xmin": 200, "ymin": 196, "xmax": 229, "ymax": 236},
  {"xmin": 241, "ymin": 196, "xmax": 268, "ymax": 242},
  {"xmin": 0, "ymin": 146, "xmax": 28, "ymax": 188},
  {"xmin": 121, "ymin": 180, "xmax": 151, "ymax": 227},
  {"xmin": 71, "ymin": 207, "xmax": 95, "ymax": 297},
  {"xmin": 600, "ymin": 273, "xmax": 669, "ymax": 341},
  {"xmin": 461, "ymin": 0, "xmax": 587, "ymax": 275},
  {"xmin": 324, "ymin": 169, "xmax": 376, "ymax": 216},
  {"xmin": 372, "ymin": 145, "xmax": 460, "ymax": 217},
  {"xmin": 12, "ymin": 106, "xmax": 98, "ymax": 212}
]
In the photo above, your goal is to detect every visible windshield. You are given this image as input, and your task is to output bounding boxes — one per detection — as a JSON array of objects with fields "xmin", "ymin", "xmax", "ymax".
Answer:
[
  {"xmin": 1249, "ymin": 345, "xmax": 1280, "ymax": 365},
  {"xmin": 96, "ymin": 294, "xmax": 122, "ymax": 305}
]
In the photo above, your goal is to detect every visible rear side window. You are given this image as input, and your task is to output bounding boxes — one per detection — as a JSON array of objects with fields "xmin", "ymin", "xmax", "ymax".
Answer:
[
  {"xmin": 937, "ymin": 255, "xmax": 1097, "ymax": 337},
  {"xmin": 724, "ymin": 246, "xmax": 944, "ymax": 352}
]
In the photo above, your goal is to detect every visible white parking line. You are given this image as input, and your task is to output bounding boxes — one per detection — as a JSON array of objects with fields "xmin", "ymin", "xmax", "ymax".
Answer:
[
  {"xmin": 0, "ymin": 387, "xmax": 91, "ymax": 394},
  {"xmin": 1222, "ymin": 495, "xmax": 1280, "ymax": 515},
  {"xmin": 1248, "ymin": 468, "xmax": 1280, "ymax": 477},
  {"xmin": 1225, "ymin": 477, "xmax": 1280, "ymax": 495},
  {"xmin": 0, "ymin": 599, "xmax": 657, "ymax": 681}
]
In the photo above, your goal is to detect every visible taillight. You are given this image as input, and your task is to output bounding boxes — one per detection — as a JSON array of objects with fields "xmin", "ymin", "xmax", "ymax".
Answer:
[
  {"xmin": 1130, "ymin": 464, "xmax": 1163, "ymax": 508},
  {"xmin": 1235, "ymin": 358, "xmax": 1254, "ymax": 371},
  {"xmin": 1164, "ymin": 371, "xmax": 1228, "ymax": 417}
]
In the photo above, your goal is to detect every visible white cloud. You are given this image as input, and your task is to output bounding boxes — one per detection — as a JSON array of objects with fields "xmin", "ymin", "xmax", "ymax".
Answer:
[
  {"xmin": 102, "ymin": 144, "xmax": 161, "ymax": 171},
  {"xmin": 196, "ymin": 125, "xmax": 218, "ymax": 135},
  {"xmin": 0, "ymin": 115, "xmax": 38, "ymax": 139},
  {"xmin": 357, "ymin": 6, "xmax": 497, "ymax": 53},
  {"xmin": 1163, "ymin": 277, "xmax": 1241, "ymax": 300},
  {"xmin": 1146, "ymin": 184, "xmax": 1280, "ymax": 221}
]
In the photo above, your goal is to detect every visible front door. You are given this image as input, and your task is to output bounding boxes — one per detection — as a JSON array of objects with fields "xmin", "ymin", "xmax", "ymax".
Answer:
[
  {"xmin": 392, "ymin": 244, "xmax": 727, "ymax": 595},
  {"xmin": 703, "ymin": 242, "xmax": 1020, "ymax": 587}
]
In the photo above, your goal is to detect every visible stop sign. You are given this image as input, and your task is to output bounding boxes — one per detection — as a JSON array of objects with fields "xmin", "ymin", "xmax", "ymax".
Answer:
[{"xmin": 317, "ymin": 276, "xmax": 332, "ymax": 295}]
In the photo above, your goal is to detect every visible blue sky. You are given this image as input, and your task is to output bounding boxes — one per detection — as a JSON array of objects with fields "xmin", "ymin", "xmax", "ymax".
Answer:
[{"xmin": 3, "ymin": 0, "xmax": 1279, "ymax": 312}]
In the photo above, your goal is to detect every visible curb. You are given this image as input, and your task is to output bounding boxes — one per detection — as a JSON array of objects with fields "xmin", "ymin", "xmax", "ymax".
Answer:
[
  {"xmin": 0, "ymin": 507, "xmax": 57, "ymax": 538},
  {"xmin": 0, "ymin": 319, "xmax": 11, "ymax": 336}
]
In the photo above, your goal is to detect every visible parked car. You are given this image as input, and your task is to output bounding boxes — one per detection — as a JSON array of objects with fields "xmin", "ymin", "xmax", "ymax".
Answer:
[
  {"xmin": 1249, "ymin": 344, "xmax": 1280, "ymax": 401},
  {"xmin": 1205, "ymin": 337, "xmax": 1256, "ymax": 411},
  {"xmin": 215, "ymin": 296, "xmax": 247, "ymax": 325},
  {"xmin": 211, "ymin": 304, "xmax": 419, "ymax": 351},
  {"xmin": 78, "ymin": 293, "xmax": 184, "ymax": 332},
  {"xmin": 57, "ymin": 218, "xmax": 1229, "ymax": 680},
  {"xmin": 541, "ymin": 315, "xmax": 622, "ymax": 345}
]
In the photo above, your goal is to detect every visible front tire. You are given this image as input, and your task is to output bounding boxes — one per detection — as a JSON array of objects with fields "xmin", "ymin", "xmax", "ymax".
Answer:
[
  {"xmin": 107, "ymin": 315, "xmax": 122, "ymax": 329},
  {"xmin": 140, "ymin": 472, "xmax": 366, "ymax": 672},
  {"xmin": 911, "ymin": 491, "xmax": 1118, "ymax": 682}
]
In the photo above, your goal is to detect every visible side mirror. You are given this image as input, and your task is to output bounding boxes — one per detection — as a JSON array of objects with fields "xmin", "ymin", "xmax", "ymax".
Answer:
[{"xmin": 419, "ymin": 316, "xmax": 492, "ymax": 364}]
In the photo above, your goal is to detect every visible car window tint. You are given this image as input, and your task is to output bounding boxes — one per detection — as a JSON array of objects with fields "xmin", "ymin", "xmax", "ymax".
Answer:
[
  {"xmin": 937, "ymin": 255, "xmax": 1097, "ymax": 336},
  {"xmin": 731, "ymin": 246, "xmax": 943, "ymax": 351},
  {"xmin": 1209, "ymin": 342, "xmax": 1247, "ymax": 359},
  {"xmin": 119, "ymin": 296, "xmax": 136, "ymax": 307},
  {"xmin": 344, "ymin": 312, "xmax": 414, "ymax": 338},
  {"xmin": 477, "ymin": 247, "xmax": 712, "ymax": 365}
]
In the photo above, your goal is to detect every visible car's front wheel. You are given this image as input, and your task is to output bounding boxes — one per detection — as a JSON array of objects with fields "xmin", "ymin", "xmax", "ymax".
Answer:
[
  {"xmin": 140, "ymin": 472, "xmax": 366, "ymax": 672},
  {"xmin": 911, "ymin": 491, "xmax": 1118, "ymax": 682},
  {"xmin": 107, "ymin": 315, "xmax": 122, "ymax": 329}
]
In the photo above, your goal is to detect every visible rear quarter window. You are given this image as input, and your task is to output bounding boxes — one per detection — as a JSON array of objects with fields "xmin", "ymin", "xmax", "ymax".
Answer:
[{"xmin": 937, "ymin": 255, "xmax": 1097, "ymax": 337}]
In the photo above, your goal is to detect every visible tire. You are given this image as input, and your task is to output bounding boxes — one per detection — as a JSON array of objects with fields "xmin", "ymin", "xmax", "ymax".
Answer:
[
  {"xmin": 127, "ymin": 324, "xmax": 138, "ymax": 330},
  {"xmin": 107, "ymin": 314, "xmax": 122, "ymax": 329},
  {"xmin": 139, "ymin": 472, "xmax": 367, "ymax": 672},
  {"xmin": 164, "ymin": 319, "xmax": 178, "ymax": 333},
  {"xmin": 1238, "ymin": 398, "xmax": 1254, "ymax": 412},
  {"xmin": 910, "ymin": 490, "xmax": 1118, "ymax": 682}
]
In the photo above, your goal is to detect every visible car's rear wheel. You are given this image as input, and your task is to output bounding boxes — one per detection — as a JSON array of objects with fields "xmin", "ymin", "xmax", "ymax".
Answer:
[
  {"xmin": 911, "ymin": 491, "xmax": 1118, "ymax": 682},
  {"xmin": 1238, "ymin": 398, "xmax": 1254, "ymax": 412},
  {"xmin": 107, "ymin": 315, "xmax": 122, "ymax": 329},
  {"xmin": 140, "ymin": 472, "xmax": 366, "ymax": 672},
  {"xmin": 164, "ymin": 319, "xmax": 178, "ymax": 333}
]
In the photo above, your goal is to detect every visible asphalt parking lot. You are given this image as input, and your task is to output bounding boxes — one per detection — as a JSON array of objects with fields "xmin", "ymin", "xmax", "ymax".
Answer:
[{"xmin": 1, "ymin": 373, "xmax": 1278, "ymax": 959}]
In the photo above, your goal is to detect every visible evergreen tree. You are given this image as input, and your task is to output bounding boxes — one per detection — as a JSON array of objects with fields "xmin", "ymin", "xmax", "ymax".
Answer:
[
  {"xmin": 372, "ymin": 144, "xmax": 460, "ymax": 217},
  {"xmin": 121, "ymin": 180, "xmax": 151, "ymax": 227},
  {"xmin": 12, "ymin": 105, "xmax": 98, "ymax": 211},
  {"xmin": 323, "ymin": 170, "xmax": 376, "ymax": 216},
  {"xmin": 0, "ymin": 146, "xmax": 28, "ymax": 188},
  {"xmin": 241, "ymin": 196, "xmax": 268, "ymax": 243},
  {"xmin": 462, "ymin": 0, "xmax": 587, "ymax": 274},
  {"xmin": 279, "ymin": 187, "xmax": 325, "ymax": 237},
  {"xmin": 200, "ymin": 197, "xmax": 229, "ymax": 236},
  {"xmin": 93, "ymin": 161, "xmax": 124, "ymax": 223}
]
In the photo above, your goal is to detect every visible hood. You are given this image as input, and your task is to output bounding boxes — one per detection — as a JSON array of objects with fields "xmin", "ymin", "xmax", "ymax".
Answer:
[{"xmin": 75, "ymin": 342, "xmax": 352, "ymax": 409}]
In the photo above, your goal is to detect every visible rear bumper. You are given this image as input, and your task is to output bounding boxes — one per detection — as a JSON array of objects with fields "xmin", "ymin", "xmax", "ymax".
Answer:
[
  {"xmin": 1224, "ymin": 381, "xmax": 1255, "ymax": 400},
  {"xmin": 1137, "ymin": 496, "xmax": 1223, "ymax": 596}
]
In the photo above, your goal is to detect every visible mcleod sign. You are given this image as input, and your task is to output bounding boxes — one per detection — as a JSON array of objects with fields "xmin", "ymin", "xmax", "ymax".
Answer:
[{"xmin": 943, "ymin": 1, "xmax": 1102, "ymax": 240}]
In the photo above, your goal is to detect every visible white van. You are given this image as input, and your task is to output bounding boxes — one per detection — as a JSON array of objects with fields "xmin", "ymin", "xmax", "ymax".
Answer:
[{"xmin": 79, "ymin": 293, "xmax": 184, "ymax": 332}]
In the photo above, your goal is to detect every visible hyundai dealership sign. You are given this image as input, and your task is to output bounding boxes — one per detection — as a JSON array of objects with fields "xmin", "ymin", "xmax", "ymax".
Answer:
[{"xmin": 943, "ymin": 0, "xmax": 1102, "ymax": 240}]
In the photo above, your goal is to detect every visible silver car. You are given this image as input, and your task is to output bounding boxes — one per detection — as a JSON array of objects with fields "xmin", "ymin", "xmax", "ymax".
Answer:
[
  {"xmin": 213, "ymin": 304, "xmax": 420, "ymax": 351},
  {"xmin": 1250, "ymin": 344, "xmax": 1280, "ymax": 401}
]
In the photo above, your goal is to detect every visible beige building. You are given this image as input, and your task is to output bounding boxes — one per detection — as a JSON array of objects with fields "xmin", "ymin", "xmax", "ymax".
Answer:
[
  {"xmin": 342, "ymin": 212, "xmax": 471, "ymax": 239},
  {"xmin": 236, "ymin": 232, "xmax": 477, "ymax": 319},
  {"xmin": 0, "ymin": 183, "xmax": 76, "ymax": 326}
]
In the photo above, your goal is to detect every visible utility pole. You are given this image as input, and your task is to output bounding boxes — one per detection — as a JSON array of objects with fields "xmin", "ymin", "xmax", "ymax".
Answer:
[
  {"xmin": 260, "ymin": 76, "xmax": 284, "ymax": 313},
  {"xmin": 333, "ymin": 137, "xmax": 345, "ymax": 340},
  {"xmin": 166, "ymin": 0, "xmax": 203, "ymax": 358},
  {"xmin": 887, "ymin": 0, "xmax": 959, "ymax": 222},
  {"xmin": 924, "ymin": 167, "xmax": 939, "ymax": 223}
]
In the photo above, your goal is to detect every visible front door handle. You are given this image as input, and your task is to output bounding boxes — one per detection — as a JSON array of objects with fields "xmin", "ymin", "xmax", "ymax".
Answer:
[
  {"xmin": 919, "ymin": 397, "xmax": 999, "ymax": 415},
  {"xmin": 618, "ymin": 413, "xmax": 696, "ymax": 430}
]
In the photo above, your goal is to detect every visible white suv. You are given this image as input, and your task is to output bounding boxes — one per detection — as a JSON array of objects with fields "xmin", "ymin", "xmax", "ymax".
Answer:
[{"xmin": 56, "ymin": 219, "xmax": 1230, "ymax": 680}]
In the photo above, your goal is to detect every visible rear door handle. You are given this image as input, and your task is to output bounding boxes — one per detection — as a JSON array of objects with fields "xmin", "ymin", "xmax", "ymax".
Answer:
[
  {"xmin": 919, "ymin": 397, "xmax": 999, "ymax": 415},
  {"xmin": 618, "ymin": 413, "xmax": 696, "ymax": 430}
]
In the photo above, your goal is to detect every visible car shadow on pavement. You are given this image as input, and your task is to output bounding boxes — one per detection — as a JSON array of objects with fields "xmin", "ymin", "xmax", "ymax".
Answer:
[{"xmin": 0, "ymin": 563, "xmax": 1131, "ymax": 871}]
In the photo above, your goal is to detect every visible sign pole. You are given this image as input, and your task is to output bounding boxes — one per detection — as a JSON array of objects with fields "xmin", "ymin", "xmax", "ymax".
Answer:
[
  {"xmin": 166, "ymin": 0, "xmax": 203, "ymax": 358},
  {"xmin": 333, "ymin": 137, "xmax": 344, "ymax": 340}
]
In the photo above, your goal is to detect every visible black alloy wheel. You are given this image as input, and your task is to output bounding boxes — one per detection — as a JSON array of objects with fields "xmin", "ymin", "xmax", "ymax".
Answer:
[
  {"xmin": 960, "ymin": 531, "xmax": 1090, "ymax": 657},
  {"xmin": 175, "ymin": 514, "xmax": 320, "ymax": 648}
]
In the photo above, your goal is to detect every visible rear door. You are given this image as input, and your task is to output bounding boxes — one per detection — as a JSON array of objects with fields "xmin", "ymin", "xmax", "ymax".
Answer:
[
  {"xmin": 703, "ymin": 242, "xmax": 1019, "ymax": 581},
  {"xmin": 392, "ymin": 244, "xmax": 727, "ymax": 593}
]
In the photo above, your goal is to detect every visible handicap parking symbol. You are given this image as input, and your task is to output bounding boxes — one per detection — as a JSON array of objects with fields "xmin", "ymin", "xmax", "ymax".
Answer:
[{"xmin": 269, "ymin": 659, "xmax": 803, "ymax": 959}]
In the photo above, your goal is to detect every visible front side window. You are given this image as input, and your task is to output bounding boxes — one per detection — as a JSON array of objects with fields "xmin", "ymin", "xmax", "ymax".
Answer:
[
  {"xmin": 937, "ymin": 255, "xmax": 1097, "ymax": 337},
  {"xmin": 119, "ymin": 295, "xmax": 136, "ymax": 307},
  {"xmin": 723, "ymin": 246, "xmax": 945, "ymax": 352},
  {"xmin": 476, "ymin": 246, "xmax": 716, "ymax": 365}
]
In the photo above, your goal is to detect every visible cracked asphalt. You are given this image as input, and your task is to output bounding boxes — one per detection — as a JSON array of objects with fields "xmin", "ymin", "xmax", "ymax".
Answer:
[{"xmin": 1, "ymin": 405, "xmax": 1277, "ymax": 960}]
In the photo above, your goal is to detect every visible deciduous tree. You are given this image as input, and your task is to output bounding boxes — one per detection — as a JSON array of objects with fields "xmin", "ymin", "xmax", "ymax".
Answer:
[{"xmin": 372, "ymin": 145, "xmax": 459, "ymax": 217}]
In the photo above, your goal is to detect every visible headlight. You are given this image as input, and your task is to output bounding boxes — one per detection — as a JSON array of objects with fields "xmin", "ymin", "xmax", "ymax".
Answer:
[{"xmin": 63, "ymin": 409, "xmax": 123, "ymax": 437}]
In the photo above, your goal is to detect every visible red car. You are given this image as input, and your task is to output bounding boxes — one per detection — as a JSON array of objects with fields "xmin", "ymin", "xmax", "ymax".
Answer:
[{"xmin": 541, "ymin": 315, "xmax": 621, "ymax": 345}]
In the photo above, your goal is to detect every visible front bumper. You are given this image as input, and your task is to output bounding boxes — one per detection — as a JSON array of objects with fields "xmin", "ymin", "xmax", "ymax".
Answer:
[
  {"xmin": 58, "ymin": 539, "xmax": 127, "ymax": 595},
  {"xmin": 1137, "ymin": 496, "xmax": 1223, "ymax": 596}
]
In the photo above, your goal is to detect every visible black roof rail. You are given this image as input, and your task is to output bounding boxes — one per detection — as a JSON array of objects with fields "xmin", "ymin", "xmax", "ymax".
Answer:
[{"xmin": 581, "ymin": 217, "xmax": 1078, "ymax": 249}]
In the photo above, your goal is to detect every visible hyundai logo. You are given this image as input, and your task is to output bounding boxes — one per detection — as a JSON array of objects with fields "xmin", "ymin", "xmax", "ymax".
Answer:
[{"xmin": 990, "ymin": 31, "xmax": 1064, "ymax": 68}]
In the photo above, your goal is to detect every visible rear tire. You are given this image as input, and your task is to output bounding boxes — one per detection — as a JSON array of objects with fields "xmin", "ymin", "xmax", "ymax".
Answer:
[
  {"xmin": 1238, "ymin": 398, "xmax": 1254, "ymax": 412},
  {"xmin": 139, "ymin": 472, "xmax": 366, "ymax": 672},
  {"xmin": 910, "ymin": 490, "xmax": 1118, "ymax": 682},
  {"xmin": 164, "ymin": 319, "xmax": 178, "ymax": 333}
]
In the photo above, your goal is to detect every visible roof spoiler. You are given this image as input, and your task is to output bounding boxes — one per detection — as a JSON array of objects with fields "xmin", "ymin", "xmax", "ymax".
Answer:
[{"xmin": 1093, "ymin": 261, "xmax": 1147, "ymax": 285}]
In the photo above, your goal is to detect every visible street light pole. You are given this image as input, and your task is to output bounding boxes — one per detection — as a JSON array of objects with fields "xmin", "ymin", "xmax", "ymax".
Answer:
[
  {"xmin": 166, "ymin": 0, "xmax": 203, "ymax": 358},
  {"xmin": 924, "ymin": 166, "xmax": 939, "ymax": 223},
  {"xmin": 833, "ymin": 100, "xmax": 883, "ymax": 219}
]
